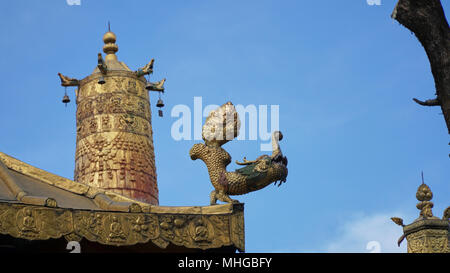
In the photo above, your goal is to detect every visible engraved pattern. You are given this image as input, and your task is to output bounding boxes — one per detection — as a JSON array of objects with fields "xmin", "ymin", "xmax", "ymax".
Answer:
[
  {"xmin": 75, "ymin": 133, "xmax": 157, "ymax": 203},
  {"xmin": 77, "ymin": 114, "xmax": 153, "ymax": 140},
  {"xmin": 76, "ymin": 92, "xmax": 151, "ymax": 122},
  {"xmin": 75, "ymin": 75, "xmax": 156, "ymax": 204},
  {"xmin": 406, "ymin": 229, "xmax": 449, "ymax": 253},
  {"xmin": 0, "ymin": 203, "xmax": 244, "ymax": 251}
]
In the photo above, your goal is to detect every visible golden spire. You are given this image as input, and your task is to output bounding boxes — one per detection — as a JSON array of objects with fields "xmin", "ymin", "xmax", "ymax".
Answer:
[
  {"xmin": 415, "ymin": 172, "xmax": 436, "ymax": 219},
  {"xmin": 102, "ymin": 22, "xmax": 118, "ymax": 61}
]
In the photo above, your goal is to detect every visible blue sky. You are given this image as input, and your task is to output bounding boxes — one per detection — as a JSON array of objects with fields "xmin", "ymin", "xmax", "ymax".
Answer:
[{"xmin": 0, "ymin": 0, "xmax": 449, "ymax": 252}]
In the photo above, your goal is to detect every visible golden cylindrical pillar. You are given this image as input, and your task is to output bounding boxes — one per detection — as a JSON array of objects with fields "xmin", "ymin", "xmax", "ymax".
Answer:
[{"xmin": 73, "ymin": 32, "xmax": 158, "ymax": 204}]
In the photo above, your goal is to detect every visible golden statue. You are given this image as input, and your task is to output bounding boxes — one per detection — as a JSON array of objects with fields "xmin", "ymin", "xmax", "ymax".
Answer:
[
  {"xmin": 146, "ymin": 78, "xmax": 166, "ymax": 92},
  {"xmin": 136, "ymin": 58, "xmax": 154, "ymax": 77},
  {"xmin": 97, "ymin": 53, "xmax": 107, "ymax": 74},
  {"xmin": 57, "ymin": 72, "xmax": 79, "ymax": 87},
  {"xmin": 189, "ymin": 102, "xmax": 288, "ymax": 205}
]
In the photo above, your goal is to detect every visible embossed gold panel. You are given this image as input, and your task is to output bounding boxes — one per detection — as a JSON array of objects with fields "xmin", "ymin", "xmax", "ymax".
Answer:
[
  {"xmin": 75, "ymin": 73, "xmax": 158, "ymax": 204},
  {"xmin": 0, "ymin": 203, "xmax": 245, "ymax": 251}
]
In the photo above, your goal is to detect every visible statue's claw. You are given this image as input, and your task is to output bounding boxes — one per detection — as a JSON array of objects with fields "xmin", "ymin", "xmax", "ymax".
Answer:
[
  {"xmin": 210, "ymin": 190, "xmax": 218, "ymax": 205},
  {"xmin": 210, "ymin": 190, "xmax": 239, "ymax": 205}
]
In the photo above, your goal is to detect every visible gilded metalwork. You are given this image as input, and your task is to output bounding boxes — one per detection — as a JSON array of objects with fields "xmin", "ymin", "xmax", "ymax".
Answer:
[
  {"xmin": 391, "ymin": 217, "xmax": 404, "ymax": 227},
  {"xmin": 97, "ymin": 53, "xmax": 107, "ymax": 74},
  {"xmin": 136, "ymin": 59, "xmax": 154, "ymax": 77},
  {"xmin": 76, "ymin": 91, "xmax": 151, "ymax": 122},
  {"xmin": 416, "ymin": 183, "xmax": 434, "ymax": 218},
  {"xmin": 145, "ymin": 78, "xmax": 166, "ymax": 92},
  {"xmin": 392, "ymin": 181, "xmax": 449, "ymax": 253},
  {"xmin": 57, "ymin": 73, "xmax": 79, "ymax": 87},
  {"xmin": 0, "ymin": 204, "xmax": 73, "ymax": 241},
  {"xmin": 444, "ymin": 207, "xmax": 450, "ymax": 220},
  {"xmin": 405, "ymin": 225, "xmax": 449, "ymax": 253},
  {"xmin": 0, "ymin": 203, "xmax": 245, "ymax": 251},
  {"xmin": 75, "ymin": 132, "xmax": 157, "ymax": 203},
  {"xmin": 189, "ymin": 102, "xmax": 288, "ymax": 205},
  {"xmin": 63, "ymin": 30, "xmax": 167, "ymax": 204}
]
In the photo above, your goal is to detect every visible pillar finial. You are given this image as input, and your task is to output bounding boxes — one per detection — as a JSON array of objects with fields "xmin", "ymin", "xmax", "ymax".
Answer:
[{"xmin": 102, "ymin": 24, "xmax": 118, "ymax": 61}]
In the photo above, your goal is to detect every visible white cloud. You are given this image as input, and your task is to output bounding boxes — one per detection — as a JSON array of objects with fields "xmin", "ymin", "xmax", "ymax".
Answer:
[{"xmin": 325, "ymin": 212, "xmax": 409, "ymax": 253}]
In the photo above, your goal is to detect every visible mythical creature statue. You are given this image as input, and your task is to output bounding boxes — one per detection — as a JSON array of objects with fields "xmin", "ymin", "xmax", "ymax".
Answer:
[
  {"xmin": 146, "ymin": 78, "xmax": 166, "ymax": 92},
  {"xmin": 189, "ymin": 102, "xmax": 288, "ymax": 205},
  {"xmin": 136, "ymin": 59, "xmax": 154, "ymax": 77},
  {"xmin": 135, "ymin": 59, "xmax": 165, "ymax": 91},
  {"xmin": 97, "ymin": 53, "xmax": 107, "ymax": 74},
  {"xmin": 57, "ymin": 73, "xmax": 79, "ymax": 87}
]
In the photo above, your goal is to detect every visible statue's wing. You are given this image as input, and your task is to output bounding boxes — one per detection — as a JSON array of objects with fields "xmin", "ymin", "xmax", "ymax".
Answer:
[
  {"xmin": 202, "ymin": 102, "xmax": 241, "ymax": 146},
  {"xmin": 234, "ymin": 158, "xmax": 270, "ymax": 191}
]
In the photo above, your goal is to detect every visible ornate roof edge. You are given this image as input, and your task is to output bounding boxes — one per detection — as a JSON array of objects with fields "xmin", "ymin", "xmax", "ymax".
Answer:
[
  {"xmin": 0, "ymin": 151, "xmax": 150, "ymax": 211},
  {"xmin": 0, "ymin": 202, "xmax": 245, "ymax": 252},
  {"xmin": 403, "ymin": 218, "xmax": 449, "ymax": 236},
  {"xmin": 0, "ymin": 152, "xmax": 241, "ymax": 215}
]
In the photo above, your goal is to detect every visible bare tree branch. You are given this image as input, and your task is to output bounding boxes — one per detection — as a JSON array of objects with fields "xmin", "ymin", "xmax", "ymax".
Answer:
[
  {"xmin": 412, "ymin": 98, "xmax": 441, "ymax": 106},
  {"xmin": 392, "ymin": 0, "xmax": 450, "ymax": 134}
]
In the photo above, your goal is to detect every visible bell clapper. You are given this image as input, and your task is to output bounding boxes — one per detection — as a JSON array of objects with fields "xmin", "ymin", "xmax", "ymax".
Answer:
[
  {"xmin": 62, "ymin": 87, "xmax": 70, "ymax": 107},
  {"xmin": 156, "ymin": 91, "xmax": 164, "ymax": 117}
]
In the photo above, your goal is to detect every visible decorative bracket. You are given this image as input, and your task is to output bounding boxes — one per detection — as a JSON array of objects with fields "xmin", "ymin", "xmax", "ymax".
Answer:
[
  {"xmin": 146, "ymin": 78, "xmax": 166, "ymax": 92},
  {"xmin": 136, "ymin": 58, "xmax": 154, "ymax": 77},
  {"xmin": 57, "ymin": 73, "xmax": 79, "ymax": 87},
  {"xmin": 97, "ymin": 53, "xmax": 108, "ymax": 74}
]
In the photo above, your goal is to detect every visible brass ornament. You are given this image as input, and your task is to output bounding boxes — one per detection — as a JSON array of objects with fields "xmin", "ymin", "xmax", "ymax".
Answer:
[
  {"xmin": 58, "ymin": 73, "xmax": 79, "ymax": 87},
  {"xmin": 136, "ymin": 59, "xmax": 154, "ymax": 77},
  {"xmin": 391, "ymin": 217, "xmax": 404, "ymax": 227},
  {"xmin": 416, "ymin": 183, "xmax": 434, "ymax": 219},
  {"xmin": 406, "ymin": 228, "xmax": 449, "ymax": 253},
  {"xmin": 443, "ymin": 207, "xmax": 450, "ymax": 220},
  {"xmin": 392, "ymin": 180, "xmax": 449, "ymax": 253},
  {"xmin": 74, "ymin": 60, "xmax": 158, "ymax": 204},
  {"xmin": 189, "ymin": 102, "xmax": 288, "ymax": 205},
  {"xmin": 0, "ymin": 203, "xmax": 245, "ymax": 251}
]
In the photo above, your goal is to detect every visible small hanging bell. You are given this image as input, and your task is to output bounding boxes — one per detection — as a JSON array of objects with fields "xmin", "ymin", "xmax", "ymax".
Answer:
[
  {"xmin": 156, "ymin": 98, "xmax": 164, "ymax": 117},
  {"xmin": 62, "ymin": 94, "xmax": 70, "ymax": 105},
  {"xmin": 156, "ymin": 98, "xmax": 164, "ymax": 108},
  {"xmin": 98, "ymin": 76, "xmax": 106, "ymax": 85}
]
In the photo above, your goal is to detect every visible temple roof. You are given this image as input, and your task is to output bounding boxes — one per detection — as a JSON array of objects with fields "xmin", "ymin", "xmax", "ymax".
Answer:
[
  {"xmin": 0, "ymin": 152, "xmax": 245, "ymax": 252},
  {"xmin": 0, "ymin": 151, "xmax": 147, "ymax": 212}
]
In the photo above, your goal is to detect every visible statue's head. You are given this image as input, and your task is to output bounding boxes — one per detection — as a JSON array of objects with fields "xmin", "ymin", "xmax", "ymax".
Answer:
[{"xmin": 273, "ymin": 131, "xmax": 283, "ymax": 141}]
